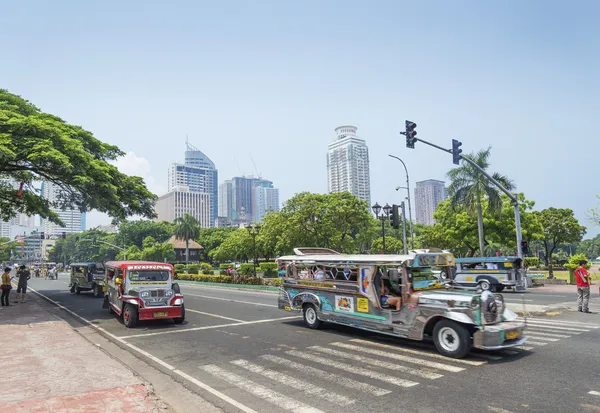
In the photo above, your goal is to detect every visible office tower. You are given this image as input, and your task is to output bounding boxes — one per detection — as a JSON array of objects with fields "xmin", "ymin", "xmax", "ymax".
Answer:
[
  {"xmin": 155, "ymin": 187, "xmax": 211, "ymax": 228},
  {"xmin": 254, "ymin": 186, "xmax": 280, "ymax": 222},
  {"xmin": 40, "ymin": 181, "xmax": 86, "ymax": 235},
  {"xmin": 414, "ymin": 179, "xmax": 448, "ymax": 225},
  {"xmin": 327, "ymin": 125, "xmax": 371, "ymax": 205}
]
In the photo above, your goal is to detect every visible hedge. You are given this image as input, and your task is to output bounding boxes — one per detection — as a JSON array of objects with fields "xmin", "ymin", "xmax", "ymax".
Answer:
[
  {"xmin": 174, "ymin": 264, "xmax": 185, "ymax": 271},
  {"xmin": 524, "ymin": 257, "xmax": 539, "ymax": 268},
  {"xmin": 259, "ymin": 262, "xmax": 277, "ymax": 277},
  {"xmin": 175, "ymin": 273, "xmax": 283, "ymax": 286},
  {"xmin": 187, "ymin": 264, "xmax": 200, "ymax": 274},
  {"xmin": 239, "ymin": 263, "xmax": 254, "ymax": 275}
]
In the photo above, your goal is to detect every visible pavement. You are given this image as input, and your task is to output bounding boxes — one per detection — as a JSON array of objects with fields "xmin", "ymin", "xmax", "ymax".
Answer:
[{"xmin": 0, "ymin": 283, "xmax": 170, "ymax": 413}]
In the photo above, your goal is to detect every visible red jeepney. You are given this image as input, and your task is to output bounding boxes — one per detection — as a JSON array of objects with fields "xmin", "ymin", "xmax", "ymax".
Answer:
[{"xmin": 104, "ymin": 261, "xmax": 185, "ymax": 328}]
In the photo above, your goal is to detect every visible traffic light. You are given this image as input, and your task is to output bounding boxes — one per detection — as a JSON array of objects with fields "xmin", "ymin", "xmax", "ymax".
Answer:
[
  {"xmin": 389, "ymin": 204, "xmax": 400, "ymax": 229},
  {"xmin": 61, "ymin": 232, "xmax": 67, "ymax": 239},
  {"xmin": 39, "ymin": 232, "xmax": 44, "ymax": 240},
  {"xmin": 452, "ymin": 139, "xmax": 463, "ymax": 165},
  {"xmin": 521, "ymin": 241, "xmax": 529, "ymax": 255},
  {"xmin": 405, "ymin": 120, "xmax": 417, "ymax": 149}
]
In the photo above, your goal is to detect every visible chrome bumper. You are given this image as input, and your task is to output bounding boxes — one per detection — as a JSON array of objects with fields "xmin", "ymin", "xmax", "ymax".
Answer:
[{"xmin": 472, "ymin": 321, "xmax": 528, "ymax": 350}]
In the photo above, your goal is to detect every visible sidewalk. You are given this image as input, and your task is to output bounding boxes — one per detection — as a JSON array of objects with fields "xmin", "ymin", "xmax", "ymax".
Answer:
[{"xmin": 0, "ymin": 292, "xmax": 170, "ymax": 413}]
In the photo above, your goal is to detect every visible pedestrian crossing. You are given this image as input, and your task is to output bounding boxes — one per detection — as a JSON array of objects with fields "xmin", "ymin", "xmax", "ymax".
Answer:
[
  {"xmin": 195, "ymin": 317, "xmax": 598, "ymax": 413},
  {"xmin": 581, "ymin": 390, "xmax": 600, "ymax": 412}
]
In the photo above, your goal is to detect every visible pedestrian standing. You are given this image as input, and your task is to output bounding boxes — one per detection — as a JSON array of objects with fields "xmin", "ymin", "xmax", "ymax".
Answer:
[
  {"xmin": 1, "ymin": 267, "xmax": 12, "ymax": 306},
  {"xmin": 15, "ymin": 265, "xmax": 31, "ymax": 303},
  {"xmin": 575, "ymin": 260, "xmax": 591, "ymax": 314}
]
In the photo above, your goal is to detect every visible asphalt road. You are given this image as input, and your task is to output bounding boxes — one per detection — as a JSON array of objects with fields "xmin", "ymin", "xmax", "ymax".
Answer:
[{"xmin": 23, "ymin": 275, "xmax": 600, "ymax": 413}]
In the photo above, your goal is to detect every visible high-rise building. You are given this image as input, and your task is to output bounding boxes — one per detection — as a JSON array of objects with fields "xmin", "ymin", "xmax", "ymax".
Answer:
[
  {"xmin": 155, "ymin": 187, "xmax": 211, "ymax": 228},
  {"xmin": 40, "ymin": 181, "xmax": 86, "ymax": 235},
  {"xmin": 327, "ymin": 125, "xmax": 371, "ymax": 205},
  {"xmin": 254, "ymin": 186, "xmax": 280, "ymax": 222},
  {"xmin": 228, "ymin": 177, "xmax": 279, "ymax": 223},
  {"xmin": 167, "ymin": 141, "xmax": 218, "ymax": 227},
  {"xmin": 414, "ymin": 179, "xmax": 448, "ymax": 226},
  {"xmin": 218, "ymin": 180, "xmax": 233, "ymax": 219}
]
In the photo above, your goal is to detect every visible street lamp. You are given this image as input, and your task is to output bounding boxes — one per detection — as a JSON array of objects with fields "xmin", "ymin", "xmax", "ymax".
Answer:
[
  {"xmin": 246, "ymin": 224, "xmax": 261, "ymax": 277},
  {"xmin": 389, "ymin": 154, "xmax": 415, "ymax": 249},
  {"xmin": 372, "ymin": 202, "xmax": 392, "ymax": 253},
  {"xmin": 80, "ymin": 239, "xmax": 127, "ymax": 260}
]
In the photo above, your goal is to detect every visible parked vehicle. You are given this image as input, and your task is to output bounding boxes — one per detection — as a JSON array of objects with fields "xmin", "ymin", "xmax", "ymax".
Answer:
[
  {"xmin": 69, "ymin": 262, "xmax": 105, "ymax": 297},
  {"xmin": 451, "ymin": 257, "xmax": 525, "ymax": 292},
  {"xmin": 103, "ymin": 261, "xmax": 185, "ymax": 328},
  {"xmin": 277, "ymin": 248, "xmax": 527, "ymax": 358}
]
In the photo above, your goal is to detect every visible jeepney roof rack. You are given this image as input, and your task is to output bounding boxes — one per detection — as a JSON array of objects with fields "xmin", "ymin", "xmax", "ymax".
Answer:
[
  {"xmin": 293, "ymin": 247, "xmax": 341, "ymax": 256},
  {"xmin": 456, "ymin": 256, "xmax": 521, "ymax": 263}
]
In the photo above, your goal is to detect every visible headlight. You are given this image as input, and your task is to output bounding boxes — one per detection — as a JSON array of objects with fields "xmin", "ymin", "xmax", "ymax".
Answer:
[
  {"xmin": 140, "ymin": 291, "xmax": 150, "ymax": 298},
  {"xmin": 165, "ymin": 290, "xmax": 174, "ymax": 297},
  {"xmin": 470, "ymin": 296, "xmax": 480, "ymax": 310}
]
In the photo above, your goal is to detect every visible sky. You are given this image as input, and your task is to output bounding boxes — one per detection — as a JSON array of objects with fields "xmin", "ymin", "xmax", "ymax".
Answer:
[{"xmin": 3, "ymin": 0, "xmax": 600, "ymax": 238}]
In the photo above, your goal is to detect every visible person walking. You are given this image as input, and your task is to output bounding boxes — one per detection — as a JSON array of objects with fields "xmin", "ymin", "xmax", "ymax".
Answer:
[
  {"xmin": 1, "ymin": 267, "xmax": 12, "ymax": 306},
  {"xmin": 575, "ymin": 260, "xmax": 591, "ymax": 314},
  {"xmin": 15, "ymin": 265, "xmax": 31, "ymax": 303}
]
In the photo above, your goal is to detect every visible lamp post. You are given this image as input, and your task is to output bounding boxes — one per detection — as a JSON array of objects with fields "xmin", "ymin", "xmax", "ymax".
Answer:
[
  {"xmin": 389, "ymin": 155, "xmax": 415, "ymax": 249},
  {"xmin": 246, "ymin": 224, "xmax": 261, "ymax": 277},
  {"xmin": 372, "ymin": 202, "xmax": 392, "ymax": 253},
  {"xmin": 80, "ymin": 239, "xmax": 127, "ymax": 260}
]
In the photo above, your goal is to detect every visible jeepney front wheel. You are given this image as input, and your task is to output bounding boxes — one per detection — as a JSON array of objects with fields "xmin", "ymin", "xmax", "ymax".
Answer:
[
  {"xmin": 303, "ymin": 304, "xmax": 322, "ymax": 329},
  {"xmin": 123, "ymin": 303, "xmax": 138, "ymax": 328},
  {"xmin": 433, "ymin": 320, "xmax": 471, "ymax": 359},
  {"xmin": 174, "ymin": 304, "xmax": 185, "ymax": 324}
]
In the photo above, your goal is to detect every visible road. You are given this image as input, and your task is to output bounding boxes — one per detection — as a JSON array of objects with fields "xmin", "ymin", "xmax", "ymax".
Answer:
[{"xmin": 24, "ymin": 275, "xmax": 600, "ymax": 413}]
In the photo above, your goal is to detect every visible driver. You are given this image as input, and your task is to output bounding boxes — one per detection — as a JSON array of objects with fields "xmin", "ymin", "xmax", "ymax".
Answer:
[{"xmin": 380, "ymin": 283, "xmax": 401, "ymax": 310}]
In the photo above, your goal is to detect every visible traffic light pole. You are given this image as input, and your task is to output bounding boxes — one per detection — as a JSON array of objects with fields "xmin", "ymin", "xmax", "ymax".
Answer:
[
  {"xmin": 388, "ymin": 155, "xmax": 415, "ymax": 249},
  {"xmin": 401, "ymin": 202, "xmax": 408, "ymax": 254},
  {"xmin": 411, "ymin": 136, "xmax": 523, "ymax": 259}
]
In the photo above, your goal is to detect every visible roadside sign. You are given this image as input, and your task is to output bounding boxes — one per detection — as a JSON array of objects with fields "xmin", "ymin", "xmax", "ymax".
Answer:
[{"xmin": 528, "ymin": 273, "xmax": 545, "ymax": 279}]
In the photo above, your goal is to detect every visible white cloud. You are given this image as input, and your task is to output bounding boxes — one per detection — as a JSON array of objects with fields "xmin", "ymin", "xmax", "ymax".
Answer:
[{"xmin": 111, "ymin": 151, "xmax": 166, "ymax": 196}]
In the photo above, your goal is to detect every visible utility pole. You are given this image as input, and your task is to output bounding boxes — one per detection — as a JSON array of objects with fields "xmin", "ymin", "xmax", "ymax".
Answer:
[
  {"xmin": 389, "ymin": 155, "xmax": 415, "ymax": 249},
  {"xmin": 400, "ymin": 202, "xmax": 408, "ymax": 254}
]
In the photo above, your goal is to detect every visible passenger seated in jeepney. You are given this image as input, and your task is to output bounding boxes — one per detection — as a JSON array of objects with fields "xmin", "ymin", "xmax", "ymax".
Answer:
[{"xmin": 379, "ymin": 273, "xmax": 401, "ymax": 310}]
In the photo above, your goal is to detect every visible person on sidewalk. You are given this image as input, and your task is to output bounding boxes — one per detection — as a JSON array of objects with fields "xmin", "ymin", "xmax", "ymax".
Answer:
[
  {"xmin": 575, "ymin": 260, "xmax": 591, "ymax": 313},
  {"xmin": 1, "ymin": 267, "xmax": 12, "ymax": 306},
  {"xmin": 15, "ymin": 265, "xmax": 31, "ymax": 304}
]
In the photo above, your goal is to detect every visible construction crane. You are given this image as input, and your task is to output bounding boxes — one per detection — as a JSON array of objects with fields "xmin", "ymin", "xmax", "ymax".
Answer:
[{"xmin": 249, "ymin": 153, "xmax": 261, "ymax": 179}]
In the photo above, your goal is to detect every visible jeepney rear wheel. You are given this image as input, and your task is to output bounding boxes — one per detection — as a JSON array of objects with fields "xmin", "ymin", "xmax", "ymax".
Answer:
[
  {"xmin": 478, "ymin": 280, "xmax": 491, "ymax": 291},
  {"xmin": 75, "ymin": 285, "xmax": 82, "ymax": 295},
  {"xmin": 123, "ymin": 303, "xmax": 138, "ymax": 328},
  {"xmin": 174, "ymin": 303, "xmax": 185, "ymax": 324},
  {"xmin": 303, "ymin": 304, "xmax": 322, "ymax": 329},
  {"xmin": 433, "ymin": 319, "xmax": 471, "ymax": 359},
  {"xmin": 494, "ymin": 285, "xmax": 505, "ymax": 293}
]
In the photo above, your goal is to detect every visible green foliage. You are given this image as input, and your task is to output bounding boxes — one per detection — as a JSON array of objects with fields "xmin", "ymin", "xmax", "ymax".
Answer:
[
  {"xmin": 174, "ymin": 214, "xmax": 201, "ymax": 265},
  {"xmin": 370, "ymin": 237, "xmax": 404, "ymax": 254},
  {"xmin": 0, "ymin": 89, "xmax": 157, "ymax": 225},
  {"xmin": 210, "ymin": 229, "xmax": 252, "ymax": 262},
  {"xmin": 576, "ymin": 234, "xmax": 600, "ymax": 259},
  {"xmin": 197, "ymin": 228, "xmax": 237, "ymax": 262},
  {"xmin": 259, "ymin": 262, "xmax": 277, "ymax": 276},
  {"xmin": 219, "ymin": 263, "xmax": 234, "ymax": 269},
  {"xmin": 524, "ymin": 257, "xmax": 540, "ymax": 268},
  {"xmin": 49, "ymin": 229, "xmax": 120, "ymax": 263},
  {"xmin": 0, "ymin": 237, "xmax": 13, "ymax": 262},
  {"xmin": 199, "ymin": 262, "xmax": 213, "ymax": 270},
  {"xmin": 174, "ymin": 264, "xmax": 185, "ymax": 271},
  {"xmin": 564, "ymin": 253, "xmax": 591, "ymax": 270},
  {"xmin": 186, "ymin": 264, "xmax": 200, "ymax": 274},
  {"xmin": 118, "ymin": 220, "xmax": 174, "ymax": 249},
  {"xmin": 588, "ymin": 195, "xmax": 600, "ymax": 227},
  {"xmin": 239, "ymin": 263, "xmax": 255, "ymax": 275}
]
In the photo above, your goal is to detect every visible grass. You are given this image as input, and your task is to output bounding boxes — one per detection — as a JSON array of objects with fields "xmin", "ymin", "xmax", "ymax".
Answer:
[{"xmin": 529, "ymin": 270, "xmax": 600, "ymax": 282}]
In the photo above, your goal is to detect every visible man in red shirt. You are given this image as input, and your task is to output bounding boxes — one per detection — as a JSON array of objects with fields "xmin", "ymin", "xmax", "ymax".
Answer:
[{"xmin": 575, "ymin": 260, "xmax": 591, "ymax": 313}]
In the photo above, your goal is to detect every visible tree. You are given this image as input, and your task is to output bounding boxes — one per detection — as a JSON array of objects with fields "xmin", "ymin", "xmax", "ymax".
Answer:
[
  {"xmin": 485, "ymin": 194, "xmax": 544, "ymax": 250},
  {"xmin": 535, "ymin": 208, "xmax": 586, "ymax": 278},
  {"xmin": 589, "ymin": 195, "xmax": 600, "ymax": 227},
  {"xmin": 197, "ymin": 227, "xmax": 237, "ymax": 262},
  {"xmin": 210, "ymin": 229, "xmax": 252, "ymax": 262},
  {"xmin": 118, "ymin": 220, "xmax": 175, "ymax": 249},
  {"xmin": 576, "ymin": 235, "xmax": 600, "ymax": 260},
  {"xmin": 447, "ymin": 147, "xmax": 514, "ymax": 257},
  {"xmin": 370, "ymin": 237, "xmax": 404, "ymax": 254},
  {"xmin": 174, "ymin": 214, "xmax": 201, "ymax": 266},
  {"xmin": 0, "ymin": 237, "xmax": 13, "ymax": 262},
  {"xmin": 138, "ymin": 236, "xmax": 176, "ymax": 262},
  {"xmin": 0, "ymin": 89, "xmax": 157, "ymax": 226}
]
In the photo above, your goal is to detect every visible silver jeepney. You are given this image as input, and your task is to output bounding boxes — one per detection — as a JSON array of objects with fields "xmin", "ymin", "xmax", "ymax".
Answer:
[{"xmin": 277, "ymin": 248, "xmax": 528, "ymax": 359}]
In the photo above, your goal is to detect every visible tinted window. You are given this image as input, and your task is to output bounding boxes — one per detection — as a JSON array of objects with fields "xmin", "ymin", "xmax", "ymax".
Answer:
[{"xmin": 127, "ymin": 270, "xmax": 170, "ymax": 282}]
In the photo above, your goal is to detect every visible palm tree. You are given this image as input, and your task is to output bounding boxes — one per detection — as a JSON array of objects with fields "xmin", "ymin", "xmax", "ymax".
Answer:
[
  {"xmin": 447, "ymin": 147, "xmax": 514, "ymax": 257},
  {"xmin": 174, "ymin": 214, "xmax": 201, "ymax": 266}
]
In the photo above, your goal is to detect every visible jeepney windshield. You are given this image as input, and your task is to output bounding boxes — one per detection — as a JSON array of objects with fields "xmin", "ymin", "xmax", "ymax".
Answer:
[{"xmin": 127, "ymin": 270, "xmax": 171, "ymax": 282}]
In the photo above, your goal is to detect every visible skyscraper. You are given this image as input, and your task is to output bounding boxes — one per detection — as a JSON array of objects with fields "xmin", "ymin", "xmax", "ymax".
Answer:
[
  {"xmin": 167, "ymin": 141, "xmax": 218, "ymax": 227},
  {"xmin": 254, "ymin": 186, "xmax": 280, "ymax": 222},
  {"xmin": 218, "ymin": 180, "xmax": 233, "ymax": 219},
  {"xmin": 40, "ymin": 181, "xmax": 86, "ymax": 235},
  {"xmin": 155, "ymin": 187, "xmax": 211, "ymax": 228},
  {"xmin": 219, "ymin": 177, "xmax": 280, "ymax": 224},
  {"xmin": 414, "ymin": 179, "xmax": 448, "ymax": 226},
  {"xmin": 327, "ymin": 125, "xmax": 371, "ymax": 205}
]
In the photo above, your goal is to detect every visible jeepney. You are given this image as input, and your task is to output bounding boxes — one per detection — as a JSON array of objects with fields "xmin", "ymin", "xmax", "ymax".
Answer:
[
  {"xmin": 69, "ymin": 262, "xmax": 105, "ymax": 297},
  {"xmin": 452, "ymin": 257, "xmax": 525, "ymax": 292},
  {"xmin": 278, "ymin": 248, "xmax": 528, "ymax": 359},
  {"xmin": 103, "ymin": 261, "xmax": 185, "ymax": 328}
]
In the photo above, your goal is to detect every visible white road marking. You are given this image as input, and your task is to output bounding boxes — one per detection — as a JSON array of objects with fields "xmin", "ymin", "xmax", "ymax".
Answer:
[
  {"xmin": 519, "ymin": 318, "xmax": 599, "ymax": 328},
  {"xmin": 525, "ymin": 335, "xmax": 560, "ymax": 342},
  {"xmin": 231, "ymin": 359, "xmax": 355, "ymax": 406},
  {"xmin": 181, "ymin": 284, "xmax": 277, "ymax": 296},
  {"xmin": 183, "ymin": 293, "xmax": 277, "ymax": 307},
  {"xmin": 523, "ymin": 330, "xmax": 571, "ymax": 338},
  {"xmin": 589, "ymin": 391, "xmax": 600, "ymax": 396},
  {"xmin": 320, "ymin": 344, "xmax": 464, "ymax": 373},
  {"xmin": 260, "ymin": 355, "xmax": 391, "ymax": 396},
  {"xmin": 524, "ymin": 340, "xmax": 548, "ymax": 346},
  {"xmin": 120, "ymin": 316, "xmax": 301, "ymax": 339},
  {"xmin": 315, "ymin": 344, "xmax": 444, "ymax": 379},
  {"xmin": 286, "ymin": 350, "xmax": 419, "ymax": 388},
  {"xmin": 350, "ymin": 339, "xmax": 490, "ymax": 365},
  {"xmin": 526, "ymin": 324, "xmax": 590, "ymax": 332},
  {"xmin": 200, "ymin": 364, "xmax": 323, "ymax": 413},
  {"xmin": 488, "ymin": 406, "xmax": 514, "ymax": 413},
  {"xmin": 503, "ymin": 299, "xmax": 534, "ymax": 302},
  {"xmin": 185, "ymin": 309, "xmax": 245, "ymax": 322},
  {"xmin": 581, "ymin": 404, "xmax": 600, "ymax": 411},
  {"xmin": 515, "ymin": 345, "xmax": 535, "ymax": 351},
  {"xmin": 28, "ymin": 287, "xmax": 259, "ymax": 413}
]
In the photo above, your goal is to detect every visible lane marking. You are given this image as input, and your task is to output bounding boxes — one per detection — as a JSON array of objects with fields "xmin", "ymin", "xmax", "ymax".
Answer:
[
  {"xmin": 525, "ymin": 335, "xmax": 560, "ymax": 342},
  {"xmin": 488, "ymin": 407, "xmax": 514, "ymax": 413},
  {"xmin": 316, "ymin": 344, "xmax": 444, "ymax": 379},
  {"xmin": 521, "ymin": 331, "xmax": 570, "ymax": 338},
  {"xmin": 260, "ymin": 355, "xmax": 391, "ymax": 396},
  {"xmin": 526, "ymin": 324, "xmax": 590, "ymax": 332},
  {"xmin": 120, "ymin": 316, "xmax": 301, "ymax": 339},
  {"xmin": 524, "ymin": 340, "xmax": 547, "ymax": 346},
  {"xmin": 27, "ymin": 287, "xmax": 268, "ymax": 413},
  {"xmin": 181, "ymin": 284, "xmax": 278, "ymax": 296},
  {"xmin": 590, "ymin": 391, "xmax": 600, "ymax": 396},
  {"xmin": 185, "ymin": 309, "xmax": 245, "ymax": 323},
  {"xmin": 320, "ymin": 343, "xmax": 463, "ymax": 373},
  {"xmin": 504, "ymin": 299, "xmax": 534, "ymax": 302},
  {"xmin": 200, "ymin": 364, "xmax": 323, "ymax": 413},
  {"xmin": 519, "ymin": 318, "xmax": 600, "ymax": 328},
  {"xmin": 231, "ymin": 359, "xmax": 355, "ymax": 406},
  {"xmin": 581, "ymin": 404, "xmax": 600, "ymax": 411},
  {"xmin": 183, "ymin": 293, "xmax": 277, "ymax": 308},
  {"xmin": 286, "ymin": 350, "xmax": 419, "ymax": 388},
  {"xmin": 350, "ymin": 339, "xmax": 488, "ymax": 365},
  {"xmin": 515, "ymin": 345, "xmax": 534, "ymax": 351}
]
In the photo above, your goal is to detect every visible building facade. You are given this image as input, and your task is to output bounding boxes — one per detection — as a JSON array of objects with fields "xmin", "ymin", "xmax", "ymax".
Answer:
[
  {"xmin": 40, "ymin": 181, "xmax": 86, "ymax": 236},
  {"xmin": 155, "ymin": 188, "xmax": 211, "ymax": 228},
  {"xmin": 414, "ymin": 179, "xmax": 448, "ymax": 226},
  {"xmin": 221, "ymin": 177, "xmax": 280, "ymax": 224},
  {"xmin": 327, "ymin": 125, "xmax": 371, "ymax": 205},
  {"xmin": 218, "ymin": 180, "xmax": 233, "ymax": 219},
  {"xmin": 254, "ymin": 186, "xmax": 280, "ymax": 222},
  {"xmin": 167, "ymin": 141, "xmax": 218, "ymax": 227}
]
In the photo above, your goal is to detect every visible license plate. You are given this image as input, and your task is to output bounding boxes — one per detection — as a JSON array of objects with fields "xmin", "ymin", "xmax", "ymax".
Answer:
[
  {"xmin": 154, "ymin": 312, "xmax": 168, "ymax": 318},
  {"xmin": 505, "ymin": 329, "xmax": 520, "ymax": 340}
]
